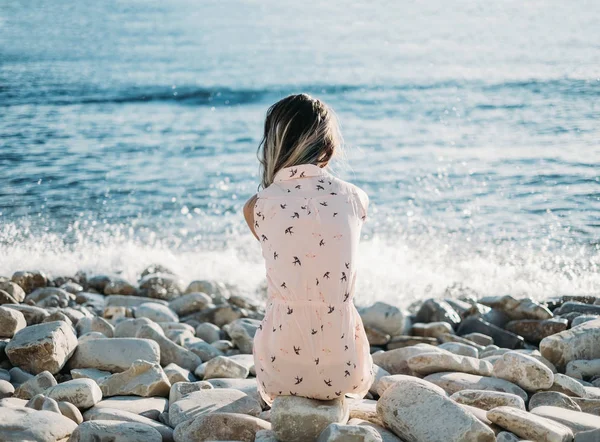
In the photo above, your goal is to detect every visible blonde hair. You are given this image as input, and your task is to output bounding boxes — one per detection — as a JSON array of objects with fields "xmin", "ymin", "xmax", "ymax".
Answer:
[{"xmin": 257, "ymin": 94, "xmax": 343, "ymax": 189}]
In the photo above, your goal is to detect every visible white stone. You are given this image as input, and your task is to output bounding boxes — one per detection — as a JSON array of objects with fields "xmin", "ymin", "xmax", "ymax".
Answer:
[
  {"xmin": 136, "ymin": 302, "xmax": 179, "ymax": 323},
  {"xmin": 371, "ymin": 344, "xmax": 448, "ymax": 375},
  {"xmin": 347, "ymin": 418, "xmax": 403, "ymax": 442},
  {"xmin": 89, "ymin": 396, "xmax": 168, "ymax": 420},
  {"xmin": 5, "ymin": 320, "xmax": 78, "ymax": 374},
  {"xmin": 450, "ymin": 389, "xmax": 526, "ymax": 411},
  {"xmin": 203, "ymin": 355, "xmax": 249, "ymax": 379},
  {"xmin": 83, "ymin": 407, "xmax": 174, "ymax": 442},
  {"xmin": 14, "ymin": 370, "xmax": 57, "ymax": 399},
  {"xmin": 407, "ymin": 352, "xmax": 492, "ymax": 376},
  {"xmin": 97, "ymin": 359, "xmax": 171, "ymax": 397},
  {"xmin": 68, "ymin": 337, "xmax": 161, "ymax": 372},
  {"xmin": 375, "ymin": 374, "xmax": 447, "ymax": 397},
  {"xmin": 224, "ymin": 318, "xmax": 261, "ymax": 354},
  {"xmin": 487, "ymin": 406, "xmax": 574, "ymax": 442},
  {"xmin": 69, "ymin": 420, "xmax": 162, "ymax": 442},
  {"xmin": 359, "ymin": 302, "xmax": 406, "ymax": 336},
  {"xmin": 317, "ymin": 423, "xmax": 383, "ymax": 442},
  {"xmin": 540, "ymin": 318, "xmax": 600, "ymax": 370},
  {"xmin": 271, "ymin": 396, "xmax": 349, "ymax": 442},
  {"xmin": 438, "ymin": 342, "xmax": 479, "ymax": 358},
  {"xmin": 377, "ymin": 378, "xmax": 495, "ymax": 442},
  {"xmin": 0, "ymin": 407, "xmax": 78, "ymax": 441},
  {"xmin": 113, "ymin": 317, "xmax": 154, "ymax": 337},
  {"xmin": 0, "ymin": 306, "xmax": 26, "ymax": 338},
  {"xmin": 173, "ymin": 412, "xmax": 271, "ymax": 442},
  {"xmin": 530, "ymin": 406, "xmax": 600, "ymax": 434},
  {"xmin": 169, "ymin": 380, "xmax": 213, "ymax": 404},
  {"xmin": 169, "ymin": 388, "xmax": 261, "ymax": 427},
  {"xmin": 136, "ymin": 324, "xmax": 202, "ymax": 371},
  {"xmin": 75, "ymin": 316, "xmax": 115, "ymax": 337},
  {"xmin": 566, "ymin": 359, "xmax": 600, "ymax": 380},
  {"xmin": 45, "ymin": 378, "xmax": 103, "ymax": 409},
  {"xmin": 424, "ymin": 372, "xmax": 528, "ymax": 401},
  {"xmin": 71, "ymin": 368, "xmax": 112, "ymax": 382},
  {"xmin": 168, "ymin": 292, "xmax": 212, "ymax": 316},
  {"xmin": 493, "ymin": 351, "xmax": 554, "ymax": 391},
  {"xmin": 195, "ymin": 322, "xmax": 221, "ymax": 343},
  {"xmin": 164, "ymin": 363, "xmax": 196, "ymax": 384},
  {"xmin": 549, "ymin": 373, "xmax": 587, "ymax": 398}
]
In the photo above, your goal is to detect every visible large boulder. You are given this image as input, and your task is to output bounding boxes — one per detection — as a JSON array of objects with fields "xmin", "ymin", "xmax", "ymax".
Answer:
[
  {"xmin": 174, "ymin": 412, "xmax": 271, "ymax": 442},
  {"xmin": 377, "ymin": 378, "xmax": 495, "ymax": 442},
  {"xmin": 540, "ymin": 318, "xmax": 600, "ymax": 369},
  {"xmin": 5, "ymin": 321, "xmax": 77, "ymax": 374},
  {"xmin": 271, "ymin": 396, "xmax": 349, "ymax": 442},
  {"xmin": 68, "ymin": 337, "xmax": 161, "ymax": 372}
]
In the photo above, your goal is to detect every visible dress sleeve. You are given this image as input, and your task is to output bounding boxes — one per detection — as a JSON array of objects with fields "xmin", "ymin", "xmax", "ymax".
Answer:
[{"xmin": 356, "ymin": 187, "xmax": 369, "ymax": 222}]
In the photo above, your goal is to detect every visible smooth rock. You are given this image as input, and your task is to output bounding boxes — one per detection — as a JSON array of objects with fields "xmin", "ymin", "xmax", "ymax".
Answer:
[
  {"xmin": 71, "ymin": 368, "xmax": 112, "ymax": 382},
  {"xmin": 576, "ymin": 429, "xmax": 600, "ymax": 442},
  {"xmin": 458, "ymin": 317, "xmax": 524, "ymax": 349},
  {"xmin": 206, "ymin": 378, "xmax": 261, "ymax": 404},
  {"xmin": 5, "ymin": 320, "xmax": 78, "ymax": 374},
  {"xmin": 139, "ymin": 273, "xmax": 183, "ymax": 300},
  {"xmin": 487, "ymin": 406, "xmax": 573, "ymax": 442},
  {"xmin": 0, "ymin": 407, "xmax": 78, "ymax": 441},
  {"xmin": 3, "ymin": 304, "xmax": 49, "ymax": 325},
  {"xmin": 407, "ymin": 352, "xmax": 492, "ymax": 376},
  {"xmin": 495, "ymin": 431, "xmax": 521, "ymax": 442},
  {"xmin": 450, "ymin": 389, "xmax": 526, "ymax": 411},
  {"xmin": 368, "ymin": 364, "xmax": 390, "ymax": 396},
  {"xmin": 531, "ymin": 406, "xmax": 600, "ymax": 434},
  {"xmin": 424, "ymin": 372, "xmax": 528, "ymax": 401},
  {"xmin": 8, "ymin": 366, "xmax": 34, "ymax": 384},
  {"xmin": 555, "ymin": 301, "xmax": 600, "ymax": 316},
  {"xmin": 437, "ymin": 333, "xmax": 486, "ymax": 351},
  {"xmin": 113, "ymin": 317, "xmax": 154, "ymax": 337},
  {"xmin": 375, "ymin": 374, "xmax": 447, "ymax": 397},
  {"xmin": 462, "ymin": 332, "xmax": 494, "ymax": 346},
  {"xmin": 505, "ymin": 318, "xmax": 568, "ymax": 344},
  {"xmin": 104, "ymin": 278, "xmax": 138, "ymax": 296},
  {"xmin": 358, "ymin": 302, "xmax": 406, "ymax": 337},
  {"xmin": 68, "ymin": 337, "xmax": 161, "ymax": 372},
  {"xmin": 164, "ymin": 363, "xmax": 196, "ymax": 384},
  {"xmin": 529, "ymin": 391, "xmax": 582, "ymax": 411},
  {"xmin": 347, "ymin": 418, "xmax": 403, "ymax": 442},
  {"xmin": 0, "ymin": 280, "xmax": 27, "ymax": 302},
  {"xmin": 574, "ymin": 398, "xmax": 600, "ymax": 416},
  {"xmin": 185, "ymin": 338, "xmax": 225, "ymax": 361},
  {"xmin": 540, "ymin": 318, "xmax": 600, "ymax": 370},
  {"xmin": 0, "ymin": 379, "xmax": 15, "ymax": 398},
  {"xmin": 572, "ymin": 315, "xmax": 599, "ymax": 327},
  {"xmin": 492, "ymin": 351, "xmax": 554, "ymax": 391},
  {"xmin": 195, "ymin": 322, "xmax": 221, "ymax": 343},
  {"xmin": 45, "ymin": 378, "xmax": 102, "ymax": 409},
  {"xmin": 377, "ymin": 378, "xmax": 495, "ymax": 442},
  {"xmin": 69, "ymin": 420, "xmax": 163, "ymax": 442},
  {"xmin": 438, "ymin": 342, "xmax": 478, "ymax": 358},
  {"xmin": 169, "ymin": 388, "xmax": 261, "ymax": 427},
  {"xmin": 550, "ymin": 373, "xmax": 587, "ymax": 398},
  {"xmin": 412, "ymin": 321, "xmax": 454, "ymax": 338},
  {"xmin": 137, "ymin": 324, "xmax": 202, "ymax": 371},
  {"xmin": 566, "ymin": 359, "xmax": 600, "ymax": 380},
  {"xmin": 348, "ymin": 398, "xmax": 382, "ymax": 426},
  {"xmin": 98, "ymin": 359, "xmax": 171, "ymax": 397},
  {"xmin": 364, "ymin": 326, "xmax": 391, "ymax": 346},
  {"xmin": 183, "ymin": 304, "xmax": 245, "ymax": 327},
  {"xmin": 83, "ymin": 407, "xmax": 174, "ymax": 442},
  {"xmin": 106, "ymin": 295, "xmax": 169, "ymax": 308},
  {"xmin": 168, "ymin": 380, "xmax": 213, "ymax": 404},
  {"xmin": 202, "ymin": 355, "xmax": 249, "ymax": 379},
  {"xmin": 317, "ymin": 423, "xmax": 383, "ymax": 442},
  {"xmin": 185, "ymin": 280, "xmax": 229, "ymax": 299},
  {"xmin": 136, "ymin": 302, "xmax": 179, "ymax": 323},
  {"xmin": 414, "ymin": 298, "xmax": 461, "ymax": 328},
  {"xmin": 26, "ymin": 394, "xmax": 61, "ymax": 414},
  {"xmin": 386, "ymin": 335, "xmax": 438, "ymax": 350},
  {"xmin": 173, "ymin": 412, "xmax": 271, "ymax": 442},
  {"xmin": 0, "ymin": 306, "xmax": 27, "ymax": 338},
  {"xmin": 58, "ymin": 400, "xmax": 84, "ymax": 423},
  {"xmin": 271, "ymin": 395, "xmax": 349, "ymax": 442},
  {"xmin": 371, "ymin": 344, "xmax": 447, "ymax": 375},
  {"xmin": 75, "ymin": 316, "xmax": 115, "ymax": 337},
  {"xmin": 224, "ymin": 318, "xmax": 260, "ymax": 354},
  {"xmin": 14, "ymin": 370, "xmax": 57, "ymax": 399},
  {"xmin": 90, "ymin": 396, "xmax": 168, "ymax": 420},
  {"xmin": 479, "ymin": 295, "xmax": 553, "ymax": 320},
  {"xmin": 169, "ymin": 292, "xmax": 212, "ymax": 316}
]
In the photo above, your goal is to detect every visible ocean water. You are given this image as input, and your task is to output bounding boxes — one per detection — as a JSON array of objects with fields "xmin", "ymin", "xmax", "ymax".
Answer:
[{"xmin": 1, "ymin": 0, "xmax": 599, "ymax": 306}]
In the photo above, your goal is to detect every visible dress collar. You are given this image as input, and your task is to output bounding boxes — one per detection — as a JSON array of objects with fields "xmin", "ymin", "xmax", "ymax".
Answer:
[{"xmin": 273, "ymin": 163, "xmax": 330, "ymax": 182}]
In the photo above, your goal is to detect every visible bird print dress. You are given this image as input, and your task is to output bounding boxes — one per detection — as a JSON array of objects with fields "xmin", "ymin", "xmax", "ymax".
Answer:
[{"xmin": 252, "ymin": 163, "xmax": 373, "ymax": 405}]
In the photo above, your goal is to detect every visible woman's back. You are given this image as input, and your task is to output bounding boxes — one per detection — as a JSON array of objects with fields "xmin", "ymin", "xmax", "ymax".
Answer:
[{"xmin": 252, "ymin": 162, "xmax": 373, "ymax": 404}]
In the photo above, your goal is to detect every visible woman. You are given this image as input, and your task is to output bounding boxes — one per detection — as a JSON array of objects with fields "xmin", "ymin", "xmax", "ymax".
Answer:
[{"xmin": 243, "ymin": 94, "xmax": 373, "ymax": 405}]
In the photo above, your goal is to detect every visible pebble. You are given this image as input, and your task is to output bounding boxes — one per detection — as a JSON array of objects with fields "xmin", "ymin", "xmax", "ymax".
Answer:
[
  {"xmin": 25, "ymin": 394, "xmax": 61, "ymax": 414},
  {"xmin": 450, "ymin": 389, "xmax": 526, "ymax": 411},
  {"xmin": 487, "ymin": 406, "xmax": 574, "ymax": 442},
  {"xmin": 104, "ymin": 278, "xmax": 138, "ymax": 296},
  {"xmin": 479, "ymin": 295, "xmax": 553, "ymax": 320},
  {"xmin": 531, "ymin": 405, "xmax": 600, "ymax": 434},
  {"xmin": 224, "ymin": 318, "xmax": 261, "ymax": 354},
  {"xmin": 97, "ymin": 359, "xmax": 171, "ymax": 397},
  {"xmin": 462, "ymin": 332, "xmax": 494, "ymax": 346},
  {"xmin": 168, "ymin": 380, "xmax": 213, "ymax": 404},
  {"xmin": 75, "ymin": 316, "xmax": 115, "ymax": 337},
  {"xmin": 424, "ymin": 372, "xmax": 528, "ymax": 401},
  {"xmin": 494, "ymin": 431, "xmax": 521, "ymax": 442},
  {"xmin": 550, "ymin": 373, "xmax": 587, "ymax": 397},
  {"xmin": 386, "ymin": 335, "xmax": 438, "ymax": 349},
  {"xmin": 168, "ymin": 292, "xmax": 212, "ymax": 316},
  {"xmin": 14, "ymin": 370, "xmax": 57, "ymax": 399},
  {"xmin": 566, "ymin": 359, "xmax": 600, "ymax": 380},
  {"xmin": 164, "ymin": 362, "xmax": 196, "ymax": 383},
  {"xmin": 0, "ymin": 379, "xmax": 15, "ymax": 398},
  {"xmin": 58, "ymin": 400, "xmax": 84, "ymax": 423},
  {"xmin": 69, "ymin": 420, "xmax": 163, "ymax": 442},
  {"xmin": 3, "ymin": 304, "xmax": 50, "ymax": 324},
  {"xmin": 348, "ymin": 398, "xmax": 382, "ymax": 426},
  {"xmin": 504, "ymin": 318, "xmax": 568, "ymax": 344},
  {"xmin": 407, "ymin": 352, "xmax": 492, "ymax": 376},
  {"xmin": 572, "ymin": 315, "xmax": 599, "ymax": 327},
  {"xmin": 371, "ymin": 344, "xmax": 446, "ymax": 375},
  {"xmin": 414, "ymin": 298, "xmax": 461, "ymax": 328},
  {"xmin": 364, "ymin": 325, "xmax": 391, "ymax": 346},
  {"xmin": 174, "ymin": 412, "xmax": 271, "ymax": 442},
  {"xmin": 358, "ymin": 302, "xmax": 407, "ymax": 337},
  {"xmin": 169, "ymin": 388, "xmax": 262, "ymax": 427},
  {"xmin": 540, "ymin": 318, "xmax": 600, "ymax": 370},
  {"xmin": 68, "ymin": 337, "xmax": 161, "ymax": 372},
  {"xmin": 195, "ymin": 322, "xmax": 221, "ymax": 343},
  {"xmin": 347, "ymin": 418, "xmax": 403, "ymax": 442},
  {"xmin": 375, "ymin": 374, "xmax": 447, "ymax": 397},
  {"xmin": 555, "ymin": 301, "xmax": 600, "ymax": 316},
  {"xmin": 492, "ymin": 351, "xmax": 554, "ymax": 391},
  {"xmin": 529, "ymin": 391, "xmax": 582, "ymax": 411},
  {"xmin": 0, "ymin": 280, "xmax": 27, "ymax": 302},
  {"xmin": 5, "ymin": 320, "xmax": 78, "ymax": 374},
  {"xmin": 412, "ymin": 321, "xmax": 454, "ymax": 338},
  {"xmin": 377, "ymin": 377, "xmax": 495, "ymax": 441},
  {"xmin": 271, "ymin": 396, "xmax": 349, "ymax": 442},
  {"xmin": 438, "ymin": 342, "xmax": 479, "ymax": 358}
]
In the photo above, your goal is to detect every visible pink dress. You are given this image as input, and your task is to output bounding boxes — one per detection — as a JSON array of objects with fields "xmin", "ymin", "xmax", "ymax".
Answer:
[{"xmin": 252, "ymin": 163, "xmax": 373, "ymax": 405}]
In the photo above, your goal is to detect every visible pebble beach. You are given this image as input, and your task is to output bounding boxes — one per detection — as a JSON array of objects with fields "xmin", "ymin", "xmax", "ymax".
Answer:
[{"xmin": 1, "ymin": 266, "xmax": 599, "ymax": 441}]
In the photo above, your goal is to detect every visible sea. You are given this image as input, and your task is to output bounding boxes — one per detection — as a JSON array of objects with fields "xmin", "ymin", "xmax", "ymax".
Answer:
[{"xmin": 1, "ymin": 0, "xmax": 599, "ymax": 307}]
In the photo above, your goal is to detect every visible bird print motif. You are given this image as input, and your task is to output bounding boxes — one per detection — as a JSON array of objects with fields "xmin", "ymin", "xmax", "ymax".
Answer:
[{"xmin": 251, "ymin": 163, "xmax": 372, "ymax": 406}]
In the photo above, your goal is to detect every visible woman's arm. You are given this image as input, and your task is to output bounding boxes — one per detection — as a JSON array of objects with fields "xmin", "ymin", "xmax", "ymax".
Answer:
[{"xmin": 243, "ymin": 194, "xmax": 259, "ymax": 240}]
